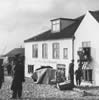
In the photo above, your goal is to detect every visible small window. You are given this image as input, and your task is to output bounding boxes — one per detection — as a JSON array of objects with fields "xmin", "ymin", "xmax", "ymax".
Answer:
[
  {"xmin": 82, "ymin": 41, "xmax": 91, "ymax": 48},
  {"xmin": 52, "ymin": 20, "xmax": 60, "ymax": 32},
  {"xmin": 52, "ymin": 43, "xmax": 59, "ymax": 59},
  {"xmin": 63, "ymin": 48, "xmax": 68, "ymax": 59},
  {"xmin": 28, "ymin": 65, "xmax": 34, "ymax": 73},
  {"xmin": 32, "ymin": 44, "xmax": 38, "ymax": 58}
]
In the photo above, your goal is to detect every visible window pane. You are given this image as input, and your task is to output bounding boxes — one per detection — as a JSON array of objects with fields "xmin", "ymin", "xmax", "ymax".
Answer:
[
  {"xmin": 28, "ymin": 65, "xmax": 34, "ymax": 73},
  {"xmin": 52, "ymin": 43, "xmax": 59, "ymax": 59},
  {"xmin": 82, "ymin": 41, "xmax": 91, "ymax": 47},
  {"xmin": 82, "ymin": 69, "xmax": 92, "ymax": 82},
  {"xmin": 32, "ymin": 44, "xmax": 38, "ymax": 58},
  {"xmin": 52, "ymin": 20, "xmax": 60, "ymax": 32},
  {"xmin": 56, "ymin": 24, "xmax": 60, "ymax": 32},
  {"xmin": 63, "ymin": 48, "xmax": 68, "ymax": 59},
  {"xmin": 42, "ymin": 43, "xmax": 48, "ymax": 58}
]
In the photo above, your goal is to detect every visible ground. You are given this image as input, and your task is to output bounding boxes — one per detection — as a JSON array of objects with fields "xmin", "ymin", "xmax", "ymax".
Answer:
[{"xmin": 0, "ymin": 76, "xmax": 99, "ymax": 100}]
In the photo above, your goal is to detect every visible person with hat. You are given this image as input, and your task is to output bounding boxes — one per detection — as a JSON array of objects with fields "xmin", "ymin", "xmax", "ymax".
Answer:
[
  {"xmin": 69, "ymin": 59, "xmax": 74, "ymax": 86},
  {"xmin": 11, "ymin": 54, "xmax": 25, "ymax": 99}
]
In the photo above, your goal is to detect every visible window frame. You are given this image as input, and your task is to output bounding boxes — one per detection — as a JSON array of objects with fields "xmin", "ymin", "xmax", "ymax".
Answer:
[
  {"xmin": 52, "ymin": 20, "xmax": 60, "ymax": 32},
  {"xmin": 52, "ymin": 43, "xmax": 60, "ymax": 59},
  {"xmin": 32, "ymin": 44, "xmax": 38, "ymax": 58},
  {"xmin": 28, "ymin": 65, "xmax": 34, "ymax": 73},
  {"xmin": 63, "ymin": 48, "xmax": 68, "ymax": 59},
  {"xmin": 42, "ymin": 43, "xmax": 48, "ymax": 59},
  {"xmin": 82, "ymin": 69, "xmax": 93, "ymax": 83},
  {"xmin": 82, "ymin": 41, "xmax": 91, "ymax": 48}
]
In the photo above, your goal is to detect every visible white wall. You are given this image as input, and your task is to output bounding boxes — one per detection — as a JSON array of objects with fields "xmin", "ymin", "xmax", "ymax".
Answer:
[
  {"xmin": 25, "ymin": 39, "xmax": 73, "ymax": 78},
  {"xmin": 74, "ymin": 11, "xmax": 99, "ymax": 86}
]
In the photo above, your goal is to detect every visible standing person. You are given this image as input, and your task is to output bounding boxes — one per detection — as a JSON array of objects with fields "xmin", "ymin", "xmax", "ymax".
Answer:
[
  {"xmin": 11, "ymin": 54, "xmax": 25, "ymax": 99},
  {"xmin": 69, "ymin": 59, "xmax": 74, "ymax": 86},
  {"xmin": 7, "ymin": 63, "xmax": 12, "ymax": 75},
  {"xmin": 75, "ymin": 67, "xmax": 83, "ymax": 86},
  {"xmin": 0, "ymin": 60, "xmax": 4, "ymax": 89}
]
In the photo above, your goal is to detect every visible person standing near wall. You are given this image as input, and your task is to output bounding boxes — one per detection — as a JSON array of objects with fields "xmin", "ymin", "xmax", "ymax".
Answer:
[
  {"xmin": 0, "ymin": 59, "xmax": 4, "ymax": 89},
  {"xmin": 75, "ymin": 67, "xmax": 83, "ymax": 86},
  {"xmin": 11, "ymin": 54, "xmax": 25, "ymax": 99},
  {"xmin": 69, "ymin": 59, "xmax": 74, "ymax": 86}
]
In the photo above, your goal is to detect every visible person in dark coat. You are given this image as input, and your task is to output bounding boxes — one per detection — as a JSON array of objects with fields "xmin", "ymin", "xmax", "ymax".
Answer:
[
  {"xmin": 75, "ymin": 67, "xmax": 83, "ymax": 86},
  {"xmin": 7, "ymin": 63, "xmax": 12, "ymax": 75},
  {"xmin": 69, "ymin": 59, "xmax": 74, "ymax": 86},
  {"xmin": 0, "ymin": 62, "xmax": 4, "ymax": 89},
  {"xmin": 11, "ymin": 54, "xmax": 25, "ymax": 99}
]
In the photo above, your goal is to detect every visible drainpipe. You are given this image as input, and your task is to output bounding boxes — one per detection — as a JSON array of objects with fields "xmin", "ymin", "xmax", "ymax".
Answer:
[{"xmin": 72, "ymin": 36, "xmax": 75, "ymax": 60}]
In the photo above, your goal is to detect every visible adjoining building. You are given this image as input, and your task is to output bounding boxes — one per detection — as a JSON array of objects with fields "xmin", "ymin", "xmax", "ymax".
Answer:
[
  {"xmin": 4, "ymin": 48, "xmax": 25, "ymax": 76},
  {"xmin": 24, "ymin": 10, "xmax": 99, "ymax": 86}
]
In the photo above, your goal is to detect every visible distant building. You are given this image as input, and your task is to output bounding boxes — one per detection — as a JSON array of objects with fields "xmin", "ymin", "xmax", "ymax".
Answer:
[
  {"xmin": 24, "ymin": 10, "xmax": 99, "ymax": 86},
  {"xmin": 4, "ymin": 48, "xmax": 24, "ymax": 57},
  {"xmin": 4, "ymin": 48, "xmax": 25, "ymax": 75}
]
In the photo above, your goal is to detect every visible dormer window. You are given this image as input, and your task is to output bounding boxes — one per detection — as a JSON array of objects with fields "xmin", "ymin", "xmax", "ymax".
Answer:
[
  {"xmin": 51, "ymin": 20, "xmax": 60, "ymax": 33},
  {"xmin": 51, "ymin": 18, "xmax": 75, "ymax": 33}
]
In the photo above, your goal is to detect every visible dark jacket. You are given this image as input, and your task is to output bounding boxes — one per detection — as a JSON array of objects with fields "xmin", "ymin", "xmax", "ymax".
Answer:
[
  {"xmin": 11, "ymin": 61, "xmax": 24, "ymax": 90},
  {"xmin": 75, "ymin": 69, "xmax": 82, "ymax": 79},
  {"xmin": 0, "ymin": 65, "xmax": 4, "ymax": 82},
  {"xmin": 69, "ymin": 62, "xmax": 74, "ymax": 75}
]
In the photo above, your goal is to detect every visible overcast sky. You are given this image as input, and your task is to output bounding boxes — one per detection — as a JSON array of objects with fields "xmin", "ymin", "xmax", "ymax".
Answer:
[{"xmin": 0, "ymin": 0, "xmax": 99, "ymax": 54}]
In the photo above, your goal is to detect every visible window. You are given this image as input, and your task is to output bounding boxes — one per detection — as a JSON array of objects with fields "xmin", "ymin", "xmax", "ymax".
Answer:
[
  {"xmin": 28, "ymin": 65, "xmax": 34, "ymax": 73},
  {"xmin": 63, "ymin": 48, "xmax": 68, "ymax": 59},
  {"xmin": 32, "ymin": 44, "xmax": 38, "ymax": 58},
  {"xmin": 82, "ymin": 41, "xmax": 91, "ymax": 47},
  {"xmin": 52, "ymin": 43, "xmax": 59, "ymax": 59},
  {"xmin": 52, "ymin": 20, "xmax": 60, "ymax": 32},
  {"xmin": 42, "ymin": 43, "xmax": 48, "ymax": 58},
  {"xmin": 82, "ymin": 69, "xmax": 92, "ymax": 83}
]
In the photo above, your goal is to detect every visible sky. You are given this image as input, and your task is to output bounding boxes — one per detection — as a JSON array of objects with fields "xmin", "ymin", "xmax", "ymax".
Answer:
[{"xmin": 0, "ymin": 0, "xmax": 99, "ymax": 55}]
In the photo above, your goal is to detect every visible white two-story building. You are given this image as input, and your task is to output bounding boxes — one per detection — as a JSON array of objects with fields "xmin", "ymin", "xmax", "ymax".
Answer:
[{"xmin": 24, "ymin": 10, "xmax": 99, "ymax": 86}]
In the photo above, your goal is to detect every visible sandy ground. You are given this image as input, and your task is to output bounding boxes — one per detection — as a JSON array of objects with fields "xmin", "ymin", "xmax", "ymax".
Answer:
[{"xmin": 0, "ymin": 76, "xmax": 99, "ymax": 100}]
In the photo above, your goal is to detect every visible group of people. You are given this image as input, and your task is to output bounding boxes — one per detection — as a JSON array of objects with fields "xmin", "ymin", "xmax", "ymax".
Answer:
[
  {"xmin": 69, "ymin": 60, "xmax": 83, "ymax": 87},
  {"xmin": 0, "ymin": 54, "xmax": 25, "ymax": 99},
  {"xmin": 0, "ymin": 57, "xmax": 83, "ymax": 98}
]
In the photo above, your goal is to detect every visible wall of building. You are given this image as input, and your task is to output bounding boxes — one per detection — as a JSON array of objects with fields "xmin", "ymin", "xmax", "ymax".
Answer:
[
  {"xmin": 25, "ymin": 39, "xmax": 72, "ymax": 78},
  {"xmin": 74, "ymin": 11, "xmax": 99, "ymax": 86}
]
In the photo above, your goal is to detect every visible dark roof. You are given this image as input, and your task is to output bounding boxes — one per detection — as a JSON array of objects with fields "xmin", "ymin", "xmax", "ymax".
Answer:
[
  {"xmin": 75, "ymin": 15, "xmax": 85, "ymax": 21},
  {"xmin": 4, "ymin": 48, "xmax": 24, "ymax": 57},
  {"xmin": 89, "ymin": 10, "xmax": 99, "ymax": 22},
  {"xmin": 24, "ymin": 17, "xmax": 84, "ymax": 43},
  {"xmin": 50, "ymin": 18, "xmax": 75, "ymax": 21}
]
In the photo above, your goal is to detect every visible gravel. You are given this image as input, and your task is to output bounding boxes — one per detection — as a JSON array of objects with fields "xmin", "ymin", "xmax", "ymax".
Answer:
[{"xmin": 0, "ymin": 76, "xmax": 99, "ymax": 100}]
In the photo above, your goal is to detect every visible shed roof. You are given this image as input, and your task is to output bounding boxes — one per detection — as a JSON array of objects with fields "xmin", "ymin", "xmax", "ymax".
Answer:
[{"xmin": 4, "ymin": 48, "xmax": 24, "ymax": 57}]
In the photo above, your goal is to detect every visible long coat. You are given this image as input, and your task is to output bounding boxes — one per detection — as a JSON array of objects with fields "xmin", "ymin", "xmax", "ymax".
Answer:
[
  {"xmin": 0, "ymin": 65, "xmax": 4, "ymax": 89},
  {"xmin": 11, "ymin": 61, "xmax": 24, "ymax": 91}
]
